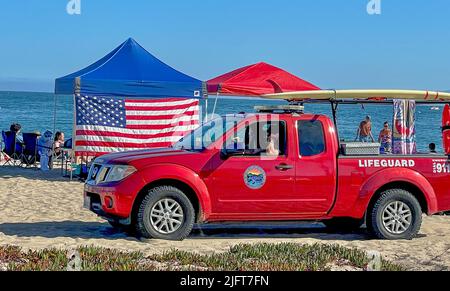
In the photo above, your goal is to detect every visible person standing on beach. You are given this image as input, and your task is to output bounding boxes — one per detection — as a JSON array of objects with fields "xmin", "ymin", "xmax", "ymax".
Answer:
[
  {"xmin": 429, "ymin": 143, "xmax": 438, "ymax": 154},
  {"xmin": 378, "ymin": 121, "xmax": 392, "ymax": 153},
  {"xmin": 356, "ymin": 116, "xmax": 375, "ymax": 142}
]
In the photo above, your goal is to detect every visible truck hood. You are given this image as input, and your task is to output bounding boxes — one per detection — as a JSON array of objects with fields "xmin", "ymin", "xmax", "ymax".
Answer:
[{"xmin": 94, "ymin": 148, "xmax": 201, "ymax": 167}]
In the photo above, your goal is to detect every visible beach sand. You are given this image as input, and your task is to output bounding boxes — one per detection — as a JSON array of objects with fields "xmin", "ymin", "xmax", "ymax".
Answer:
[{"xmin": 0, "ymin": 166, "xmax": 449, "ymax": 271}]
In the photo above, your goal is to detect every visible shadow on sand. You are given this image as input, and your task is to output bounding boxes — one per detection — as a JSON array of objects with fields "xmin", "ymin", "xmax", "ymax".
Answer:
[
  {"xmin": 0, "ymin": 166, "xmax": 78, "ymax": 182},
  {"xmin": 0, "ymin": 221, "xmax": 390, "ymax": 242},
  {"xmin": 191, "ymin": 223, "xmax": 369, "ymax": 240},
  {"xmin": 0, "ymin": 221, "xmax": 134, "ymax": 241}
]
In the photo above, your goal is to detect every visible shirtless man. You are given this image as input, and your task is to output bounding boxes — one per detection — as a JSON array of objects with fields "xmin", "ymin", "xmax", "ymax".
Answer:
[{"xmin": 356, "ymin": 116, "xmax": 375, "ymax": 142}]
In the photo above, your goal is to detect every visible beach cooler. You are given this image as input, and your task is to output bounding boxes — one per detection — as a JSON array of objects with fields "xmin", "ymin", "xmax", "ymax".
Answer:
[{"xmin": 340, "ymin": 142, "xmax": 381, "ymax": 156}]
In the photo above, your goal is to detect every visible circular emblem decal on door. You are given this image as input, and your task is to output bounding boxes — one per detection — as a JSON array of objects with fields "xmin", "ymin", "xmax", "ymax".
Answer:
[{"xmin": 244, "ymin": 166, "xmax": 266, "ymax": 190}]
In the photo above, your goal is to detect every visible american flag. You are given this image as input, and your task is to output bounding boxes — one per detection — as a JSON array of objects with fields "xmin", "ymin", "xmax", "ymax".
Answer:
[{"xmin": 75, "ymin": 96, "xmax": 200, "ymax": 156}]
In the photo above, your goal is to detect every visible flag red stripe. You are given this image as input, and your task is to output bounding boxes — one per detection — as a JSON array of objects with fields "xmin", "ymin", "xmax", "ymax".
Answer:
[
  {"xmin": 125, "ymin": 104, "xmax": 198, "ymax": 111},
  {"xmin": 76, "ymin": 130, "xmax": 193, "ymax": 140},
  {"xmin": 76, "ymin": 140, "xmax": 173, "ymax": 148},
  {"xmin": 126, "ymin": 111, "xmax": 198, "ymax": 120},
  {"xmin": 125, "ymin": 98, "xmax": 194, "ymax": 103},
  {"xmin": 76, "ymin": 151, "xmax": 109, "ymax": 157},
  {"xmin": 126, "ymin": 121, "xmax": 198, "ymax": 130}
]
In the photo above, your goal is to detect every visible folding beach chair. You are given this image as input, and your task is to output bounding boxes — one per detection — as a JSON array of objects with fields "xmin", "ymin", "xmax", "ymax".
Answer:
[
  {"xmin": 1, "ymin": 131, "xmax": 23, "ymax": 166},
  {"xmin": 22, "ymin": 133, "xmax": 40, "ymax": 168},
  {"xmin": 51, "ymin": 143, "xmax": 62, "ymax": 169},
  {"xmin": 51, "ymin": 138, "xmax": 73, "ymax": 170}
]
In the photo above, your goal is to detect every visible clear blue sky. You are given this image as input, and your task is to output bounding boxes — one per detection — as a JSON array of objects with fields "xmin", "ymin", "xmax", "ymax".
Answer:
[{"xmin": 0, "ymin": 0, "xmax": 449, "ymax": 92}]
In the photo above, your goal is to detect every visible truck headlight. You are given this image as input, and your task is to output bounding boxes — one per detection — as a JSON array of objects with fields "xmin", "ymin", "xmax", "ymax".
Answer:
[{"xmin": 104, "ymin": 165, "xmax": 136, "ymax": 183}]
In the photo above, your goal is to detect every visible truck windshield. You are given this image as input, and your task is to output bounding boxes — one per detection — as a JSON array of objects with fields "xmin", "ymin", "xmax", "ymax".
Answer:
[{"xmin": 174, "ymin": 115, "xmax": 246, "ymax": 151}]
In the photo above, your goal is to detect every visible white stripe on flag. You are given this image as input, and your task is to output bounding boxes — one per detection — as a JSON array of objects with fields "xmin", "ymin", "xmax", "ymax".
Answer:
[{"xmin": 126, "ymin": 105, "xmax": 199, "ymax": 116}]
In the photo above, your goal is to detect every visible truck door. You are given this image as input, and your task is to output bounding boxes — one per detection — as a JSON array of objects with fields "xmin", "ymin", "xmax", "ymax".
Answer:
[
  {"xmin": 207, "ymin": 117, "xmax": 299, "ymax": 218},
  {"xmin": 294, "ymin": 118, "xmax": 337, "ymax": 214}
]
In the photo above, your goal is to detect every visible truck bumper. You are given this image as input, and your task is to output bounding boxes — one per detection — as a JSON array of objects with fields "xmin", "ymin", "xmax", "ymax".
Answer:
[{"xmin": 83, "ymin": 175, "xmax": 146, "ymax": 224}]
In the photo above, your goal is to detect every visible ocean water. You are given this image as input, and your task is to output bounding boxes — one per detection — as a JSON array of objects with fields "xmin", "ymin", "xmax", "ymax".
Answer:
[{"xmin": 0, "ymin": 91, "xmax": 445, "ymax": 153}]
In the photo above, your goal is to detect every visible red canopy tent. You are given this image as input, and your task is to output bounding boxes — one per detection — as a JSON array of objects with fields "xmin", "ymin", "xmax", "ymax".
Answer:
[{"xmin": 207, "ymin": 62, "xmax": 320, "ymax": 96}]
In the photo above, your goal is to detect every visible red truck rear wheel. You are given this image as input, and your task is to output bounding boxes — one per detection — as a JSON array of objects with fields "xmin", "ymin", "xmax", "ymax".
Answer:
[
  {"xmin": 136, "ymin": 186, "xmax": 195, "ymax": 241},
  {"xmin": 367, "ymin": 189, "xmax": 422, "ymax": 240}
]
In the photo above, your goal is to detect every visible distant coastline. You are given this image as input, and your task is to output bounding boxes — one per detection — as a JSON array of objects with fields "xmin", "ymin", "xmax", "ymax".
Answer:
[
  {"xmin": 0, "ymin": 90, "xmax": 54, "ymax": 94},
  {"xmin": 0, "ymin": 77, "xmax": 54, "ymax": 93}
]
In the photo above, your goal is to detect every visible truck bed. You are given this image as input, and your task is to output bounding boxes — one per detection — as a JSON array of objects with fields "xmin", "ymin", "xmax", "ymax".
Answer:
[{"xmin": 330, "ymin": 155, "xmax": 450, "ymax": 218}]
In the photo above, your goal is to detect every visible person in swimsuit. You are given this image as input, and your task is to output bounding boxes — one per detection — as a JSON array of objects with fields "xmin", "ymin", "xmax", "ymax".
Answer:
[
  {"xmin": 356, "ymin": 116, "xmax": 375, "ymax": 142},
  {"xmin": 378, "ymin": 122, "xmax": 392, "ymax": 153}
]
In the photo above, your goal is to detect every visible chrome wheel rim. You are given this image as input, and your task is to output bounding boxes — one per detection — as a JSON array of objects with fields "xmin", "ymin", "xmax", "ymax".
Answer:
[
  {"xmin": 382, "ymin": 201, "xmax": 412, "ymax": 235},
  {"xmin": 150, "ymin": 199, "xmax": 184, "ymax": 234}
]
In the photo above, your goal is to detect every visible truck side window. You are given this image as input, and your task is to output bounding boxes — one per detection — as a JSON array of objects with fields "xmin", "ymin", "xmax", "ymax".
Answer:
[
  {"xmin": 226, "ymin": 121, "xmax": 287, "ymax": 156},
  {"xmin": 298, "ymin": 120, "xmax": 325, "ymax": 157}
]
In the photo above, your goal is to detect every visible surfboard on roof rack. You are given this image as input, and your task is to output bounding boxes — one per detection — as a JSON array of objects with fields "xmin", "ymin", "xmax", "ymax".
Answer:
[{"xmin": 264, "ymin": 89, "xmax": 450, "ymax": 102}]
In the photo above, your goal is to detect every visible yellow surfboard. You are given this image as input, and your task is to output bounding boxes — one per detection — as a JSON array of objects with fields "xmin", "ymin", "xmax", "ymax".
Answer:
[{"xmin": 264, "ymin": 89, "xmax": 450, "ymax": 102}]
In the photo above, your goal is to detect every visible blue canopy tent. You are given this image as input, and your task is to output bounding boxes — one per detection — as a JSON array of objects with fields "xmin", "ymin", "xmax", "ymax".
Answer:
[
  {"xmin": 55, "ymin": 38, "xmax": 205, "ymax": 98},
  {"xmin": 54, "ymin": 38, "xmax": 206, "ymax": 163}
]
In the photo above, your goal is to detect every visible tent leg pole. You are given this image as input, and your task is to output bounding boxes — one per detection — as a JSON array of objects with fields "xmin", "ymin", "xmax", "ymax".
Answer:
[
  {"xmin": 205, "ymin": 99, "xmax": 208, "ymax": 122},
  {"xmin": 53, "ymin": 94, "xmax": 57, "ymax": 135},
  {"xmin": 72, "ymin": 94, "xmax": 77, "ymax": 178},
  {"xmin": 212, "ymin": 93, "xmax": 219, "ymax": 118}
]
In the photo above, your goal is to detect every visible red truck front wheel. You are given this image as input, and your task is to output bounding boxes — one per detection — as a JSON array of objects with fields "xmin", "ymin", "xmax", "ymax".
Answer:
[
  {"xmin": 368, "ymin": 189, "xmax": 422, "ymax": 240},
  {"xmin": 136, "ymin": 186, "xmax": 195, "ymax": 241}
]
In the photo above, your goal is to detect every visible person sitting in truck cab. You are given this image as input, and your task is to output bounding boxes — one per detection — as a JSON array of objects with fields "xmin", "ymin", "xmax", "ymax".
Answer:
[
  {"xmin": 356, "ymin": 116, "xmax": 375, "ymax": 143},
  {"xmin": 266, "ymin": 133, "xmax": 280, "ymax": 156},
  {"xmin": 242, "ymin": 121, "xmax": 285, "ymax": 156}
]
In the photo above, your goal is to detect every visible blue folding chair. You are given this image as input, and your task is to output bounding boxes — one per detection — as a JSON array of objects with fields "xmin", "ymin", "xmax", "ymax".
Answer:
[
  {"xmin": 22, "ymin": 133, "xmax": 40, "ymax": 168},
  {"xmin": 1, "ymin": 131, "xmax": 23, "ymax": 166},
  {"xmin": 0, "ymin": 132, "xmax": 6, "ymax": 164}
]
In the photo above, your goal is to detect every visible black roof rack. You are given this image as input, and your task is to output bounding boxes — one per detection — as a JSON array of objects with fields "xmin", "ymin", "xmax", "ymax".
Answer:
[{"xmin": 254, "ymin": 105, "xmax": 305, "ymax": 114}]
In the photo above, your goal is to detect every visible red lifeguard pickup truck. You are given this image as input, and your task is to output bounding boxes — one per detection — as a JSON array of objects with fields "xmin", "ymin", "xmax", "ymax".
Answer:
[{"xmin": 84, "ymin": 98, "xmax": 450, "ymax": 241}]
